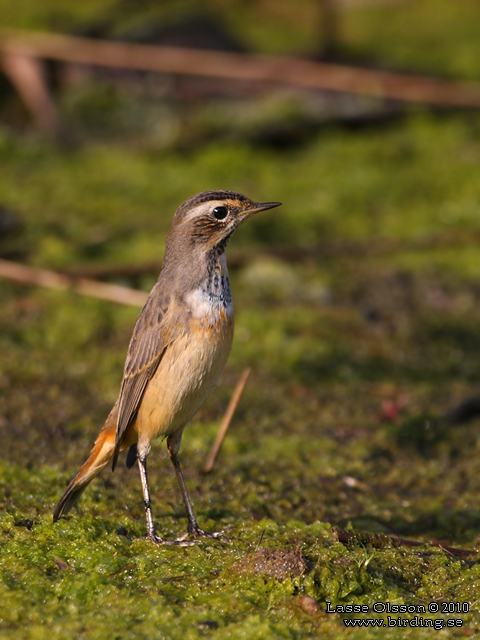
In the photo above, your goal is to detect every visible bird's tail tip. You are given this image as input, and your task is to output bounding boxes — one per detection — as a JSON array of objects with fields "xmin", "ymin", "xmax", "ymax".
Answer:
[
  {"xmin": 53, "ymin": 423, "xmax": 117, "ymax": 521},
  {"xmin": 53, "ymin": 480, "xmax": 88, "ymax": 521}
]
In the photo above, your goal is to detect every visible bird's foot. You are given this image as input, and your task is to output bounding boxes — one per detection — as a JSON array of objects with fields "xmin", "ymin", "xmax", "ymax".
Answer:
[
  {"xmin": 175, "ymin": 524, "xmax": 232, "ymax": 542},
  {"xmin": 147, "ymin": 531, "xmax": 197, "ymax": 547}
]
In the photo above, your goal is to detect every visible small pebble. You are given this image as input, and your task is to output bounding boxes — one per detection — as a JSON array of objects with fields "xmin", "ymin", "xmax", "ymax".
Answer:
[{"xmin": 299, "ymin": 595, "xmax": 321, "ymax": 615}]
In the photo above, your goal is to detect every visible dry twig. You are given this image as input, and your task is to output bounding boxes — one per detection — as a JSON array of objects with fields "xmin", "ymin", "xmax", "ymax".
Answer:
[
  {"xmin": 2, "ymin": 29, "xmax": 480, "ymax": 108},
  {"xmin": 334, "ymin": 527, "xmax": 475, "ymax": 558},
  {"xmin": 0, "ymin": 258, "xmax": 147, "ymax": 307},
  {"xmin": 204, "ymin": 368, "xmax": 251, "ymax": 473},
  {"xmin": 62, "ymin": 228, "xmax": 480, "ymax": 281},
  {"xmin": 1, "ymin": 52, "xmax": 61, "ymax": 137}
]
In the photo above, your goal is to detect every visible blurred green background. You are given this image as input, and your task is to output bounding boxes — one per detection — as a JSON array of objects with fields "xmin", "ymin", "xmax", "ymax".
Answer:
[{"xmin": 1, "ymin": 1, "xmax": 480, "ymax": 638}]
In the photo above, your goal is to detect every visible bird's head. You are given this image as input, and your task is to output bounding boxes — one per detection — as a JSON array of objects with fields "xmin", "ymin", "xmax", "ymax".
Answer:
[{"xmin": 166, "ymin": 191, "xmax": 281, "ymax": 261}]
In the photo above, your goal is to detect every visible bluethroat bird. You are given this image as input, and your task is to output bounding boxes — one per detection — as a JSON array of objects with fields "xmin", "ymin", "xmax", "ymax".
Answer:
[{"xmin": 53, "ymin": 191, "xmax": 281, "ymax": 544}]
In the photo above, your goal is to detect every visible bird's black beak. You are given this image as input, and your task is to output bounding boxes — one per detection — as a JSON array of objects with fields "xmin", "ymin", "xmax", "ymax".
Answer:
[{"xmin": 244, "ymin": 201, "xmax": 282, "ymax": 218}]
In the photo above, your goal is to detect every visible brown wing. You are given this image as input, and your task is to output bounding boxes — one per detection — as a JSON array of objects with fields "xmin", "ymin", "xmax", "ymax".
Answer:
[{"xmin": 112, "ymin": 286, "xmax": 170, "ymax": 470}]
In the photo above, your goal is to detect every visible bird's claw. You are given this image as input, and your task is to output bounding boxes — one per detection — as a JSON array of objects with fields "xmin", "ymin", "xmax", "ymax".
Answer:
[
  {"xmin": 175, "ymin": 524, "xmax": 232, "ymax": 542},
  {"xmin": 147, "ymin": 532, "xmax": 197, "ymax": 547}
]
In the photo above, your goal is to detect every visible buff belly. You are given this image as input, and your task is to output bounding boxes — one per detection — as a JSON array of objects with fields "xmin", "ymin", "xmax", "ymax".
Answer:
[{"xmin": 132, "ymin": 311, "xmax": 234, "ymax": 447}]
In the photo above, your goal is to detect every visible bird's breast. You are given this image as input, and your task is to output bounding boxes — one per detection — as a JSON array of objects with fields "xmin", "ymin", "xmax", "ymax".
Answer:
[
  {"xmin": 185, "ymin": 270, "xmax": 233, "ymax": 324},
  {"xmin": 134, "ymin": 280, "xmax": 234, "ymax": 444}
]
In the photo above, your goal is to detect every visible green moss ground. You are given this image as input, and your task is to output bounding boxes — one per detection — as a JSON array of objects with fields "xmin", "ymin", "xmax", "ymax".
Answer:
[{"xmin": 2, "ymin": 0, "xmax": 480, "ymax": 637}]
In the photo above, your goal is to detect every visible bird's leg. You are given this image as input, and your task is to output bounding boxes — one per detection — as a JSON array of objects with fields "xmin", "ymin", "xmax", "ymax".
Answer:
[
  {"xmin": 167, "ymin": 433, "xmax": 227, "ymax": 540},
  {"xmin": 168, "ymin": 446, "xmax": 202, "ymax": 537},
  {"xmin": 137, "ymin": 450, "xmax": 195, "ymax": 546},
  {"xmin": 137, "ymin": 452, "xmax": 160, "ymax": 540}
]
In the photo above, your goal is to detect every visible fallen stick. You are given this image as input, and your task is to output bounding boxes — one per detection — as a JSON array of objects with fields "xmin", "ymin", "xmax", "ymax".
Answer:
[
  {"xmin": 334, "ymin": 527, "xmax": 475, "ymax": 558},
  {"xmin": 203, "ymin": 367, "xmax": 251, "ymax": 473},
  {"xmin": 1, "ymin": 52, "xmax": 61, "ymax": 137},
  {"xmin": 0, "ymin": 258, "xmax": 148, "ymax": 307},
  {"xmin": 2, "ymin": 29, "xmax": 480, "ymax": 108},
  {"xmin": 65, "ymin": 261, "xmax": 164, "ymax": 281},
  {"xmin": 63, "ymin": 227, "xmax": 480, "ymax": 280}
]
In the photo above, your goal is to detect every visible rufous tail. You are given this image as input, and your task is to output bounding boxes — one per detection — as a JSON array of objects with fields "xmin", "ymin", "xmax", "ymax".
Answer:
[{"xmin": 53, "ymin": 401, "xmax": 128, "ymax": 520}]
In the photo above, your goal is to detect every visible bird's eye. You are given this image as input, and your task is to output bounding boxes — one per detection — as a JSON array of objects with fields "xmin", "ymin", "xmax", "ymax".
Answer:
[{"xmin": 212, "ymin": 206, "xmax": 228, "ymax": 220}]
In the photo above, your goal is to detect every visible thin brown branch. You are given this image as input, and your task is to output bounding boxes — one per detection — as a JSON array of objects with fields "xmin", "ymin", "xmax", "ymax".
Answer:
[
  {"xmin": 0, "ymin": 258, "xmax": 148, "ymax": 307},
  {"xmin": 2, "ymin": 29, "xmax": 480, "ymax": 107},
  {"xmin": 203, "ymin": 368, "xmax": 251, "ymax": 474},
  {"xmin": 256, "ymin": 228, "xmax": 480, "ymax": 264},
  {"xmin": 62, "ymin": 228, "xmax": 480, "ymax": 282},
  {"xmin": 334, "ymin": 527, "xmax": 475, "ymax": 558},
  {"xmin": 65, "ymin": 261, "xmax": 164, "ymax": 281},
  {"xmin": 1, "ymin": 52, "xmax": 61, "ymax": 138},
  {"xmin": 55, "ymin": 557, "xmax": 77, "ymax": 571},
  {"xmin": 108, "ymin": 564, "xmax": 136, "ymax": 578}
]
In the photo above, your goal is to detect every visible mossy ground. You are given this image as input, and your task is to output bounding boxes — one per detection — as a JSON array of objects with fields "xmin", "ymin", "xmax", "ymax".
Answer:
[{"xmin": 2, "ymin": 1, "xmax": 480, "ymax": 638}]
